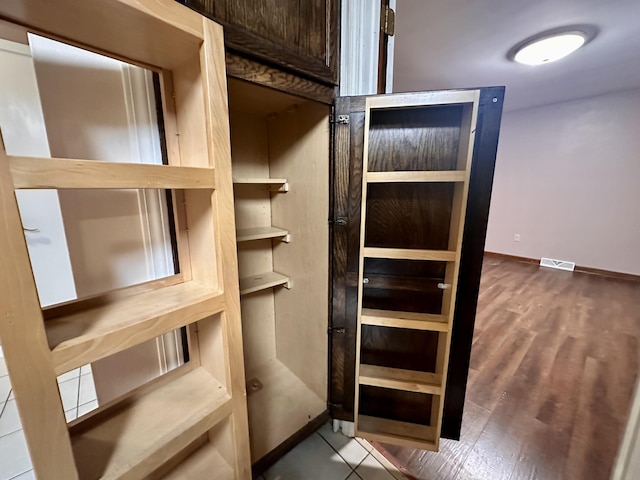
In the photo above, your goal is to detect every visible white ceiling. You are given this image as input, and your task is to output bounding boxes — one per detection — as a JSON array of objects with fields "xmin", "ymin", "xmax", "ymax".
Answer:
[{"xmin": 393, "ymin": 0, "xmax": 640, "ymax": 111}]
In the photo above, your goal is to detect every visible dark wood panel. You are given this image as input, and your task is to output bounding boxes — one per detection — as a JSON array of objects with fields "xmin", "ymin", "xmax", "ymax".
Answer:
[
  {"xmin": 379, "ymin": 257, "xmax": 640, "ymax": 479},
  {"xmin": 365, "ymin": 183, "xmax": 454, "ymax": 250},
  {"xmin": 225, "ymin": 53, "xmax": 334, "ymax": 105},
  {"xmin": 361, "ymin": 325, "xmax": 439, "ymax": 373},
  {"xmin": 360, "ymin": 385, "xmax": 434, "ymax": 426},
  {"xmin": 179, "ymin": 0, "xmax": 338, "ymax": 84},
  {"xmin": 441, "ymin": 87, "xmax": 505, "ymax": 439},
  {"xmin": 329, "ymin": 97, "xmax": 353, "ymax": 420},
  {"xmin": 368, "ymin": 106, "xmax": 463, "ymax": 172}
]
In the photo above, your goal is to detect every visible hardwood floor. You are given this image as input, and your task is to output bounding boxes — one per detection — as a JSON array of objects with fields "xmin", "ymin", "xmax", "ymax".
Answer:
[{"xmin": 378, "ymin": 257, "xmax": 640, "ymax": 480}]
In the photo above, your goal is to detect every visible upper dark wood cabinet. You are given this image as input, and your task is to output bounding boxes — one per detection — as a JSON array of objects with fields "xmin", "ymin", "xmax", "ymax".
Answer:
[{"xmin": 179, "ymin": 0, "xmax": 339, "ymax": 85}]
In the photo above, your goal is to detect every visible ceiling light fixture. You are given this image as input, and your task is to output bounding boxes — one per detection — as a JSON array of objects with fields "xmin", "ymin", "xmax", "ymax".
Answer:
[{"xmin": 508, "ymin": 26, "xmax": 596, "ymax": 66}]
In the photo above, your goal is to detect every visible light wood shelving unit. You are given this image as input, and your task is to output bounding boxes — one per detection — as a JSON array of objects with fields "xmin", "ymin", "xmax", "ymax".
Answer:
[
  {"xmin": 353, "ymin": 90, "xmax": 480, "ymax": 451},
  {"xmin": 0, "ymin": 1, "xmax": 251, "ymax": 478},
  {"xmin": 228, "ymin": 78, "xmax": 330, "ymax": 464}
]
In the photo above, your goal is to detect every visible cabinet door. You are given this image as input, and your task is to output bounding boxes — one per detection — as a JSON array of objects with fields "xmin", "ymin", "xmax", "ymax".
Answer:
[
  {"xmin": 179, "ymin": 0, "xmax": 339, "ymax": 85},
  {"xmin": 329, "ymin": 88, "xmax": 504, "ymax": 446}
]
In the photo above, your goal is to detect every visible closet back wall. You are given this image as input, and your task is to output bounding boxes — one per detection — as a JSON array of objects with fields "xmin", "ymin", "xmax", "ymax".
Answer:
[{"xmin": 485, "ymin": 88, "xmax": 640, "ymax": 275}]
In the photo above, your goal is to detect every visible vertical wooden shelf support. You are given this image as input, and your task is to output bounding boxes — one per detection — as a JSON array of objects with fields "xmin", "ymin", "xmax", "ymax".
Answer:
[{"xmin": 0, "ymin": 1, "xmax": 251, "ymax": 478}]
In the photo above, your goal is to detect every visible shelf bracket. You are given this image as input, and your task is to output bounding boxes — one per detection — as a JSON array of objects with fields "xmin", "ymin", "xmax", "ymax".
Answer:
[
  {"xmin": 268, "ymin": 182, "xmax": 289, "ymax": 193},
  {"xmin": 280, "ymin": 234, "xmax": 292, "ymax": 243}
]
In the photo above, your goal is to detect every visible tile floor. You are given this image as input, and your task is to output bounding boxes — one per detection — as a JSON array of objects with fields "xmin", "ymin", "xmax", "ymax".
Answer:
[
  {"xmin": 1, "ymin": 346, "xmax": 401, "ymax": 480},
  {"xmin": 260, "ymin": 422, "xmax": 404, "ymax": 480},
  {"xmin": 0, "ymin": 348, "xmax": 98, "ymax": 480}
]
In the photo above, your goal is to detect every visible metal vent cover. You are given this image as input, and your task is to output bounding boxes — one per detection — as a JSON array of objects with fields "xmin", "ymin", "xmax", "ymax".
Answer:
[{"xmin": 540, "ymin": 257, "xmax": 576, "ymax": 271}]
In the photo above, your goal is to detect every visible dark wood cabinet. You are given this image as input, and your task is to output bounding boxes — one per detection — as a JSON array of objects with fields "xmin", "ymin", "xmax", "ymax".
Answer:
[
  {"xmin": 329, "ymin": 88, "xmax": 505, "ymax": 441},
  {"xmin": 179, "ymin": 0, "xmax": 339, "ymax": 85}
]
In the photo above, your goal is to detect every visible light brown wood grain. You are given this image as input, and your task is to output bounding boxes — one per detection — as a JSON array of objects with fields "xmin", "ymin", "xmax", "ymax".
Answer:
[
  {"xmin": 0, "ymin": 0, "xmax": 203, "ymax": 69},
  {"xmin": 236, "ymin": 226, "xmax": 289, "ymax": 242},
  {"xmin": 359, "ymin": 364, "xmax": 443, "ymax": 395},
  {"xmin": 0, "ymin": 135, "xmax": 78, "ymax": 479},
  {"xmin": 358, "ymin": 415, "xmax": 438, "ymax": 451},
  {"xmin": 364, "ymin": 247, "xmax": 456, "ymax": 262},
  {"xmin": 367, "ymin": 170, "xmax": 466, "ymax": 183},
  {"xmin": 246, "ymin": 359, "xmax": 326, "ymax": 462},
  {"xmin": 196, "ymin": 19, "xmax": 252, "ymax": 476},
  {"xmin": 71, "ymin": 367, "xmax": 232, "ymax": 480},
  {"xmin": 361, "ymin": 308, "xmax": 449, "ymax": 332},
  {"xmin": 239, "ymin": 271, "xmax": 290, "ymax": 296},
  {"xmin": 269, "ymin": 100, "xmax": 330, "ymax": 402},
  {"xmin": 0, "ymin": 4, "xmax": 252, "ymax": 477},
  {"xmin": 162, "ymin": 440, "xmax": 234, "ymax": 480},
  {"xmin": 46, "ymin": 283, "xmax": 224, "ymax": 375},
  {"xmin": 9, "ymin": 155, "xmax": 215, "ymax": 189}
]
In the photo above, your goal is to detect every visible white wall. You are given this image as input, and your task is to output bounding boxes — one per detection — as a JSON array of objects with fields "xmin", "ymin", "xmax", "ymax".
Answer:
[{"xmin": 485, "ymin": 88, "xmax": 640, "ymax": 275}]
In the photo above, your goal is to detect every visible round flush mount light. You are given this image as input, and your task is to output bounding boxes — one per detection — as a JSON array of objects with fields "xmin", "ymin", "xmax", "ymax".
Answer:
[{"xmin": 508, "ymin": 26, "xmax": 597, "ymax": 66}]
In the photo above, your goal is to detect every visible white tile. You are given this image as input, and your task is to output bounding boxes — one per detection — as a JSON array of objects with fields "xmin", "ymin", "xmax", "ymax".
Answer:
[
  {"xmin": 78, "ymin": 373, "xmax": 97, "ymax": 405},
  {"xmin": 318, "ymin": 422, "xmax": 369, "ymax": 468},
  {"xmin": 0, "ymin": 400, "xmax": 23, "ymax": 437},
  {"xmin": 12, "ymin": 470, "xmax": 36, "ymax": 479},
  {"xmin": 80, "ymin": 364, "xmax": 93, "ymax": 375},
  {"xmin": 0, "ymin": 376, "xmax": 11, "ymax": 404},
  {"xmin": 65, "ymin": 408, "xmax": 78, "ymax": 422},
  {"xmin": 58, "ymin": 376, "xmax": 80, "ymax": 412},
  {"xmin": 57, "ymin": 368, "xmax": 80, "ymax": 384},
  {"xmin": 77, "ymin": 400, "xmax": 99, "ymax": 417},
  {"xmin": 0, "ymin": 430, "xmax": 33, "ymax": 479},
  {"xmin": 355, "ymin": 454, "xmax": 395, "ymax": 480},
  {"xmin": 263, "ymin": 432, "xmax": 352, "ymax": 480},
  {"xmin": 0, "ymin": 356, "xmax": 7, "ymax": 377},
  {"xmin": 347, "ymin": 473, "xmax": 362, "ymax": 480}
]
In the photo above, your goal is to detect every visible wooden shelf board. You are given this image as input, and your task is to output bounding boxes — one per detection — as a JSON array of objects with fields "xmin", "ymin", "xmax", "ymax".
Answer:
[
  {"xmin": 366, "ymin": 170, "xmax": 466, "ymax": 183},
  {"xmin": 236, "ymin": 226, "xmax": 289, "ymax": 242},
  {"xmin": 359, "ymin": 364, "xmax": 442, "ymax": 395},
  {"xmin": 232, "ymin": 177, "xmax": 287, "ymax": 185},
  {"xmin": 246, "ymin": 358, "xmax": 326, "ymax": 462},
  {"xmin": 71, "ymin": 367, "xmax": 232, "ymax": 480},
  {"xmin": 361, "ymin": 308, "xmax": 449, "ymax": 332},
  {"xmin": 47, "ymin": 282, "xmax": 224, "ymax": 375},
  {"xmin": 364, "ymin": 247, "xmax": 456, "ymax": 262},
  {"xmin": 239, "ymin": 271, "xmax": 290, "ymax": 296},
  {"xmin": 357, "ymin": 415, "xmax": 437, "ymax": 451},
  {"xmin": 233, "ymin": 178, "xmax": 288, "ymax": 192},
  {"xmin": 8, "ymin": 155, "xmax": 215, "ymax": 190},
  {"xmin": 162, "ymin": 441, "xmax": 234, "ymax": 480}
]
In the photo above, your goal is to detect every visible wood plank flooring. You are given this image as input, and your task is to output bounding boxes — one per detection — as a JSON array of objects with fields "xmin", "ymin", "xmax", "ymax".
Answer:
[{"xmin": 378, "ymin": 257, "xmax": 640, "ymax": 480}]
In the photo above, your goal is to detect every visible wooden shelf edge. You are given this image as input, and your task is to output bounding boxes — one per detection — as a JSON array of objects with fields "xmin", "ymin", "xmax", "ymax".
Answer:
[
  {"xmin": 361, "ymin": 308, "xmax": 449, "ymax": 332},
  {"xmin": 357, "ymin": 415, "xmax": 438, "ymax": 452},
  {"xmin": 232, "ymin": 177, "xmax": 289, "ymax": 192},
  {"xmin": 9, "ymin": 155, "xmax": 216, "ymax": 190},
  {"xmin": 48, "ymin": 282, "xmax": 224, "ymax": 375},
  {"xmin": 366, "ymin": 170, "xmax": 466, "ymax": 184},
  {"xmin": 364, "ymin": 247, "xmax": 457, "ymax": 262},
  {"xmin": 239, "ymin": 271, "xmax": 290, "ymax": 296},
  {"xmin": 71, "ymin": 368, "xmax": 232, "ymax": 480},
  {"xmin": 236, "ymin": 226, "xmax": 289, "ymax": 243},
  {"xmin": 358, "ymin": 364, "xmax": 442, "ymax": 395}
]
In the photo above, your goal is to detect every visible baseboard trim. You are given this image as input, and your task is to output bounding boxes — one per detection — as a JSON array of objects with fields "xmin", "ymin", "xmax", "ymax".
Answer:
[
  {"xmin": 484, "ymin": 251, "xmax": 640, "ymax": 282},
  {"xmin": 251, "ymin": 411, "xmax": 330, "ymax": 477}
]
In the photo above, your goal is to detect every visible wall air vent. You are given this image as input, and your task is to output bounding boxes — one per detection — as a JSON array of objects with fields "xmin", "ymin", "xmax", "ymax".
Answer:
[{"xmin": 540, "ymin": 257, "xmax": 576, "ymax": 271}]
